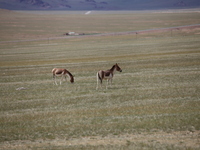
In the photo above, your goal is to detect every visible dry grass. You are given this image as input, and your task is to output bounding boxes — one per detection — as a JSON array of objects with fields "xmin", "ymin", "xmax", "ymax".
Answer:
[
  {"xmin": 1, "ymin": 9, "xmax": 200, "ymax": 41},
  {"xmin": 0, "ymin": 10, "xmax": 200, "ymax": 150}
]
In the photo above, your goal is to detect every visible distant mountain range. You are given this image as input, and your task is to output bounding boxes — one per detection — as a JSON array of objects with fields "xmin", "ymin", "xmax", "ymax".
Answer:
[{"xmin": 0, "ymin": 0, "xmax": 200, "ymax": 10}]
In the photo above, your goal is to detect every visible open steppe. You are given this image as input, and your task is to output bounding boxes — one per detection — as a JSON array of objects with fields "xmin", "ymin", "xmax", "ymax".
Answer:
[{"xmin": 0, "ymin": 9, "xmax": 200, "ymax": 149}]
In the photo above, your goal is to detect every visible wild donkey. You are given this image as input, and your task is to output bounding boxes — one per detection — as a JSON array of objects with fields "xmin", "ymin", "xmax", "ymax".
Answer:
[
  {"xmin": 52, "ymin": 68, "xmax": 74, "ymax": 85},
  {"xmin": 96, "ymin": 63, "xmax": 122, "ymax": 89}
]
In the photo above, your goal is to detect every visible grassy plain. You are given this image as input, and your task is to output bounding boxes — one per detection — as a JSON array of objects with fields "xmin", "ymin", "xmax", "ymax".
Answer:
[{"xmin": 0, "ymin": 9, "xmax": 200, "ymax": 149}]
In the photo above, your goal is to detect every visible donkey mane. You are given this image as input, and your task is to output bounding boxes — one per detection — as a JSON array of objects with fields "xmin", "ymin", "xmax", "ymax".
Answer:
[{"xmin": 107, "ymin": 65, "xmax": 115, "ymax": 72}]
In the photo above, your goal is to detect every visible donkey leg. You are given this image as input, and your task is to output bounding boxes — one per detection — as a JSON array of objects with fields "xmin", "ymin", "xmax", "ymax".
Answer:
[
  {"xmin": 106, "ymin": 79, "xmax": 110, "ymax": 89},
  {"xmin": 53, "ymin": 75, "xmax": 55, "ymax": 85},
  {"xmin": 55, "ymin": 79, "xmax": 58, "ymax": 85},
  {"xmin": 64, "ymin": 75, "xmax": 67, "ymax": 83},
  {"xmin": 55, "ymin": 78, "xmax": 58, "ymax": 85},
  {"xmin": 96, "ymin": 72, "xmax": 100, "ymax": 90},
  {"xmin": 100, "ymin": 79, "xmax": 103, "ymax": 89},
  {"xmin": 110, "ymin": 78, "xmax": 113, "ymax": 86},
  {"xmin": 60, "ymin": 75, "xmax": 63, "ymax": 85},
  {"xmin": 53, "ymin": 75, "xmax": 58, "ymax": 85}
]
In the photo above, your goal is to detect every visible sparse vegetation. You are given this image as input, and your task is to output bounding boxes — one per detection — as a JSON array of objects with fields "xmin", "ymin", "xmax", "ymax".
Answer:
[{"xmin": 0, "ymin": 10, "xmax": 200, "ymax": 150}]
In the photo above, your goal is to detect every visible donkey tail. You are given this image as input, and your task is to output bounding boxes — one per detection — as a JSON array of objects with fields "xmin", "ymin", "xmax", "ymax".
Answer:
[
  {"xmin": 96, "ymin": 71, "xmax": 103, "ymax": 90},
  {"xmin": 97, "ymin": 71, "xmax": 103, "ymax": 83}
]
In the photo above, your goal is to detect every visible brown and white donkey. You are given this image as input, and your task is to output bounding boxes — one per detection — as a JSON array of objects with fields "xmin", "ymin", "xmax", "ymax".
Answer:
[
  {"xmin": 96, "ymin": 63, "xmax": 122, "ymax": 89},
  {"xmin": 52, "ymin": 68, "xmax": 74, "ymax": 85}
]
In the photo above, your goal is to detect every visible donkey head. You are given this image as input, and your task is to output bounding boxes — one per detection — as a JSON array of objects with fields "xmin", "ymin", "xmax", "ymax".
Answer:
[{"xmin": 115, "ymin": 63, "xmax": 122, "ymax": 72}]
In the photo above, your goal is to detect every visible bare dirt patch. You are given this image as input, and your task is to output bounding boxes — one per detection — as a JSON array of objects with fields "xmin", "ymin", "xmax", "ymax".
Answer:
[{"xmin": 1, "ymin": 131, "xmax": 200, "ymax": 149}]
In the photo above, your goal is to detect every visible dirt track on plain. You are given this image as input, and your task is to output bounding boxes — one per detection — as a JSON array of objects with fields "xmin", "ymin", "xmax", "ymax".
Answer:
[{"xmin": 1, "ymin": 24, "xmax": 200, "ymax": 44}]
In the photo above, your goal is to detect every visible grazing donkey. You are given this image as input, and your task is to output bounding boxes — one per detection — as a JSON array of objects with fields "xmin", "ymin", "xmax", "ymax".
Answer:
[
  {"xmin": 52, "ymin": 68, "xmax": 74, "ymax": 85},
  {"xmin": 96, "ymin": 63, "xmax": 122, "ymax": 89}
]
